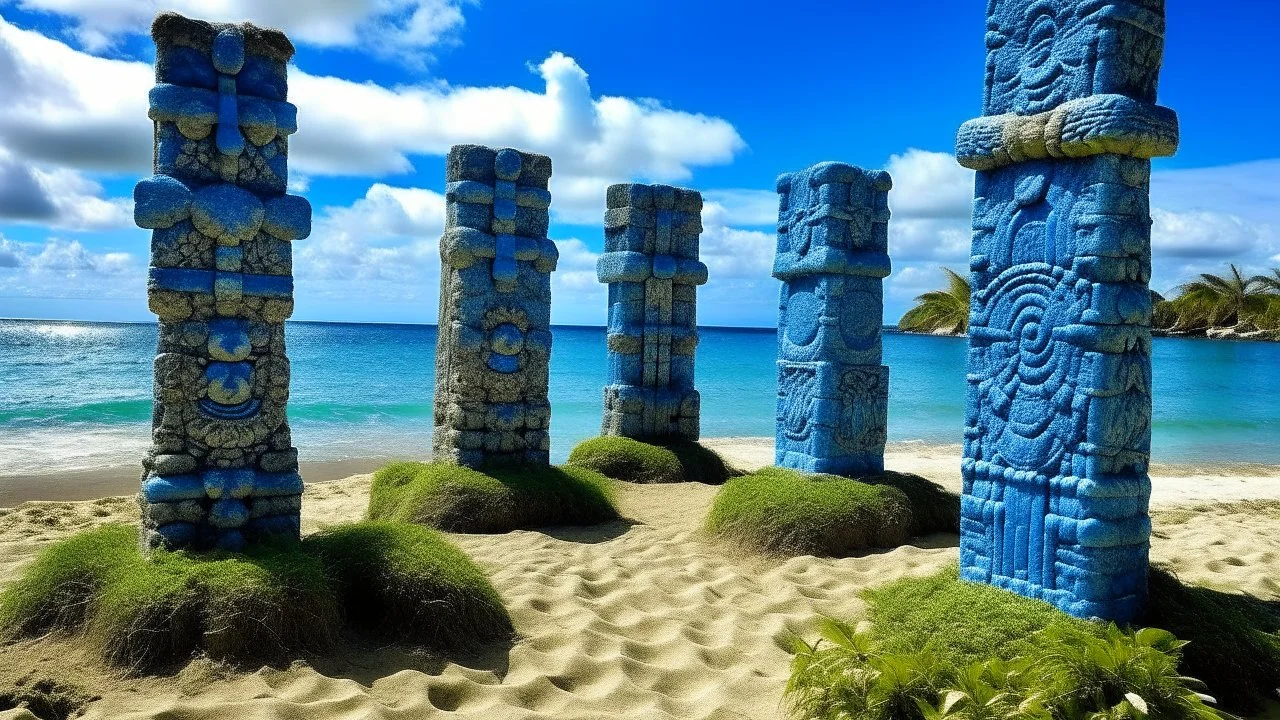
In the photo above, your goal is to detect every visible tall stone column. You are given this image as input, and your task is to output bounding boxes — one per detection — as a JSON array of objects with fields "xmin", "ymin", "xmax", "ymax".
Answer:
[
  {"xmin": 774, "ymin": 163, "xmax": 891, "ymax": 475},
  {"xmin": 955, "ymin": 0, "xmax": 1179, "ymax": 621},
  {"xmin": 133, "ymin": 13, "xmax": 311, "ymax": 551},
  {"xmin": 433, "ymin": 145, "xmax": 557, "ymax": 467},
  {"xmin": 597, "ymin": 184, "xmax": 707, "ymax": 440}
]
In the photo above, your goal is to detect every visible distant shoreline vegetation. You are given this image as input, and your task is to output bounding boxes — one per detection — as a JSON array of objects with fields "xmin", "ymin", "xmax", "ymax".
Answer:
[{"xmin": 899, "ymin": 265, "xmax": 1280, "ymax": 342}]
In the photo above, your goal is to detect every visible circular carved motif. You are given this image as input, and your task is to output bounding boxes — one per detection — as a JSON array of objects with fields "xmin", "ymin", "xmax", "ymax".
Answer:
[
  {"xmin": 972, "ymin": 263, "xmax": 1090, "ymax": 474},
  {"xmin": 489, "ymin": 323, "xmax": 526, "ymax": 356},
  {"xmin": 785, "ymin": 291, "xmax": 821, "ymax": 347}
]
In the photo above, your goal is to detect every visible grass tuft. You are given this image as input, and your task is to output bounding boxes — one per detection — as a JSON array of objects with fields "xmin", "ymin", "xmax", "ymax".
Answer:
[
  {"xmin": 567, "ymin": 436, "xmax": 740, "ymax": 484},
  {"xmin": 367, "ymin": 461, "xmax": 619, "ymax": 532},
  {"xmin": 785, "ymin": 565, "xmax": 1277, "ymax": 719},
  {"xmin": 705, "ymin": 467, "xmax": 957, "ymax": 556},
  {"xmin": 308, "ymin": 521, "xmax": 512, "ymax": 649},
  {"xmin": 0, "ymin": 522, "xmax": 511, "ymax": 673}
]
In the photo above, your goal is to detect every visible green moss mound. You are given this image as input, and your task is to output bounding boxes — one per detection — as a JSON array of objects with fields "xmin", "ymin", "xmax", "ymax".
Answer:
[
  {"xmin": 705, "ymin": 467, "xmax": 958, "ymax": 556},
  {"xmin": 785, "ymin": 565, "xmax": 1274, "ymax": 719},
  {"xmin": 0, "ymin": 522, "xmax": 511, "ymax": 673},
  {"xmin": 567, "ymin": 436, "xmax": 739, "ymax": 484},
  {"xmin": 308, "ymin": 522, "xmax": 512, "ymax": 649},
  {"xmin": 1142, "ymin": 567, "xmax": 1280, "ymax": 714},
  {"xmin": 368, "ymin": 461, "xmax": 619, "ymax": 533}
]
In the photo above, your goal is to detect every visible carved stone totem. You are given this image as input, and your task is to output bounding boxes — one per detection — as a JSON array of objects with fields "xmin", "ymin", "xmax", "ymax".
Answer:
[
  {"xmin": 955, "ymin": 0, "xmax": 1179, "ymax": 621},
  {"xmin": 133, "ymin": 13, "xmax": 311, "ymax": 551},
  {"xmin": 433, "ymin": 145, "xmax": 557, "ymax": 467},
  {"xmin": 597, "ymin": 184, "xmax": 707, "ymax": 440},
  {"xmin": 774, "ymin": 163, "xmax": 891, "ymax": 475}
]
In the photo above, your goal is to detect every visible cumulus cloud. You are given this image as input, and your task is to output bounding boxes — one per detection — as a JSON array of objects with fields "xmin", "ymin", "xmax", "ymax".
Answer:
[
  {"xmin": 0, "ymin": 18, "xmax": 745, "ymax": 234},
  {"xmin": 0, "ymin": 235, "xmax": 140, "ymax": 299},
  {"xmin": 0, "ymin": 150, "xmax": 134, "ymax": 230},
  {"xmin": 5, "ymin": 0, "xmax": 469, "ymax": 61},
  {"xmin": 287, "ymin": 52, "xmax": 745, "ymax": 207},
  {"xmin": 885, "ymin": 148, "xmax": 974, "ymax": 220},
  {"xmin": 1151, "ymin": 208, "xmax": 1264, "ymax": 258}
]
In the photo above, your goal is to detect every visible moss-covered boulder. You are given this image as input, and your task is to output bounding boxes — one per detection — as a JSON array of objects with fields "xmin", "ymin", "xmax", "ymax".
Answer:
[
  {"xmin": 706, "ymin": 466, "xmax": 958, "ymax": 556},
  {"xmin": 567, "ymin": 436, "xmax": 738, "ymax": 484},
  {"xmin": 0, "ymin": 522, "xmax": 511, "ymax": 673},
  {"xmin": 367, "ymin": 461, "xmax": 619, "ymax": 533}
]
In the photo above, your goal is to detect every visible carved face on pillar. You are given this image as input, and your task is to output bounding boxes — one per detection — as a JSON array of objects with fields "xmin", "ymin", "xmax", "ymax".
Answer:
[
  {"xmin": 134, "ymin": 14, "xmax": 311, "ymax": 551},
  {"xmin": 984, "ymin": 0, "xmax": 1166, "ymax": 115}
]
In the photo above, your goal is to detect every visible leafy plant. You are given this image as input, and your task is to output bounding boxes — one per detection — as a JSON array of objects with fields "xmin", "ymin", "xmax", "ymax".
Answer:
[{"xmin": 899, "ymin": 267, "xmax": 970, "ymax": 336}]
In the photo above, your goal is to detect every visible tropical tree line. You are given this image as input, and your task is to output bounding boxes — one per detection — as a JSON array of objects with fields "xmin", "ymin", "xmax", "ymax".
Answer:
[{"xmin": 899, "ymin": 264, "xmax": 1280, "ymax": 339}]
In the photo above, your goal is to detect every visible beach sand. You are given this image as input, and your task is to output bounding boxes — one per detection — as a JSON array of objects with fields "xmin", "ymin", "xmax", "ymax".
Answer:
[{"xmin": 1, "ymin": 438, "xmax": 1278, "ymax": 719}]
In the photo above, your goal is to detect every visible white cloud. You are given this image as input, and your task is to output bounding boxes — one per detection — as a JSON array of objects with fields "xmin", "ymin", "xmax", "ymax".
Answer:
[
  {"xmin": 885, "ymin": 148, "xmax": 974, "ymax": 220},
  {"xmin": 1151, "ymin": 208, "xmax": 1264, "ymax": 258},
  {"xmin": 0, "ymin": 18, "xmax": 745, "ymax": 235},
  {"xmin": 0, "ymin": 149, "xmax": 133, "ymax": 230},
  {"xmin": 0, "ymin": 235, "xmax": 140, "ymax": 299},
  {"xmin": 702, "ymin": 189, "xmax": 777, "ymax": 227},
  {"xmin": 7, "ymin": 0, "xmax": 469, "ymax": 61},
  {"xmin": 287, "ymin": 52, "xmax": 745, "ymax": 207}
]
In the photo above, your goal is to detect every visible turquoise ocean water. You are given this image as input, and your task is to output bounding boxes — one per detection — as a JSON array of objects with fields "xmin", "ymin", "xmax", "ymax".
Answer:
[{"xmin": 0, "ymin": 319, "xmax": 1277, "ymax": 478}]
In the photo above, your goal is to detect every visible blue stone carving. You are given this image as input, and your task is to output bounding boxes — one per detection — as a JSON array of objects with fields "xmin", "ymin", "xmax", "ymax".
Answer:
[
  {"xmin": 133, "ymin": 13, "xmax": 310, "ymax": 550},
  {"xmin": 434, "ymin": 145, "xmax": 557, "ymax": 467},
  {"xmin": 955, "ymin": 0, "xmax": 1178, "ymax": 622},
  {"xmin": 597, "ymin": 184, "xmax": 707, "ymax": 440},
  {"xmin": 773, "ymin": 163, "xmax": 891, "ymax": 476}
]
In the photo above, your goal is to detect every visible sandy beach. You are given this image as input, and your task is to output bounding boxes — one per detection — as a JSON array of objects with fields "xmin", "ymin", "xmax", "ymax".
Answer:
[{"xmin": 1, "ymin": 438, "xmax": 1278, "ymax": 719}]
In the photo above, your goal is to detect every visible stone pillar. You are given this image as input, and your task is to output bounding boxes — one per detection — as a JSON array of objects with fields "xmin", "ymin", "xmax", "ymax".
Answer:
[
  {"xmin": 955, "ymin": 0, "xmax": 1179, "ymax": 621},
  {"xmin": 773, "ymin": 163, "xmax": 891, "ymax": 475},
  {"xmin": 433, "ymin": 145, "xmax": 557, "ymax": 467},
  {"xmin": 133, "ymin": 13, "xmax": 311, "ymax": 551},
  {"xmin": 597, "ymin": 184, "xmax": 707, "ymax": 440}
]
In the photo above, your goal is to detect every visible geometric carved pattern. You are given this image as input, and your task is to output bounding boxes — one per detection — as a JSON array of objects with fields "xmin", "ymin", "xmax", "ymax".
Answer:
[
  {"xmin": 957, "ymin": 0, "xmax": 1178, "ymax": 621},
  {"xmin": 597, "ymin": 184, "xmax": 707, "ymax": 440},
  {"xmin": 773, "ymin": 162, "xmax": 891, "ymax": 475},
  {"xmin": 133, "ymin": 13, "xmax": 311, "ymax": 551},
  {"xmin": 433, "ymin": 144, "xmax": 557, "ymax": 467}
]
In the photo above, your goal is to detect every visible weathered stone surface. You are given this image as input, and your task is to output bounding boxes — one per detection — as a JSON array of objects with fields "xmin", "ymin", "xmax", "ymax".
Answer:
[
  {"xmin": 773, "ymin": 162, "xmax": 891, "ymax": 476},
  {"xmin": 433, "ymin": 144, "xmax": 556, "ymax": 467},
  {"xmin": 134, "ymin": 12, "xmax": 310, "ymax": 551},
  {"xmin": 956, "ymin": 0, "xmax": 1178, "ymax": 622},
  {"xmin": 597, "ymin": 184, "xmax": 707, "ymax": 440}
]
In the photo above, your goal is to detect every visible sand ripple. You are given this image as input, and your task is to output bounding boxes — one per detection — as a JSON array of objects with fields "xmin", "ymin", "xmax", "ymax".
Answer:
[{"xmin": 1, "ymin": 463, "xmax": 1277, "ymax": 719}]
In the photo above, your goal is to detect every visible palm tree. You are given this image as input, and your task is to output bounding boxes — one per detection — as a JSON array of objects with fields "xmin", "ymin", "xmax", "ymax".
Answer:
[
  {"xmin": 1253, "ymin": 268, "xmax": 1280, "ymax": 293},
  {"xmin": 899, "ymin": 267, "xmax": 970, "ymax": 335},
  {"xmin": 1169, "ymin": 264, "xmax": 1271, "ymax": 330}
]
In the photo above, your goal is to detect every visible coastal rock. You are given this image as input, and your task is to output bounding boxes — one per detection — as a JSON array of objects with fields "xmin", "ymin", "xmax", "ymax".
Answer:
[
  {"xmin": 597, "ymin": 184, "xmax": 707, "ymax": 440},
  {"xmin": 136, "ymin": 12, "xmax": 308, "ymax": 551},
  {"xmin": 955, "ymin": 0, "xmax": 1178, "ymax": 622},
  {"xmin": 773, "ymin": 162, "xmax": 891, "ymax": 475},
  {"xmin": 433, "ymin": 145, "xmax": 556, "ymax": 467}
]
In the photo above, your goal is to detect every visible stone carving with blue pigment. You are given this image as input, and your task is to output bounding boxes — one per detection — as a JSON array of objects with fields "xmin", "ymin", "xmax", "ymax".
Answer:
[
  {"xmin": 774, "ymin": 163, "xmax": 891, "ymax": 475},
  {"xmin": 955, "ymin": 0, "xmax": 1178, "ymax": 621},
  {"xmin": 433, "ymin": 145, "xmax": 557, "ymax": 467},
  {"xmin": 597, "ymin": 184, "xmax": 707, "ymax": 440},
  {"xmin": 133, "ymin": 13, "xmax": 310, "ymax": 551}
]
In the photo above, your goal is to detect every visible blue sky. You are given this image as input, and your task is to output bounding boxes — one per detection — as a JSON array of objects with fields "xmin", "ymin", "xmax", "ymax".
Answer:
[{"xmin": 0, "ymin": 0, "xmax": 1276, "ymax": 327}]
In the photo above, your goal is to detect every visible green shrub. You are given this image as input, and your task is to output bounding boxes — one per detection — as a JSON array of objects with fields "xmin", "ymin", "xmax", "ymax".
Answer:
[
  {"xmin": 307, "ymin": 521, "xmax": 512, "ymax": 649},
  {"xmin": 567, "ymin": 436, "xmax": 739, "ymax": 484},
  {"xmin": 706, "ymin": 467, "xmax": 915, "ymax": 555},
  {"xmin": 0, "ymin": 522, "xmax": 511, "ymax": 673},
  {"xmin": 784, "ymin": 566, "xmax": 1252, "ymax": 720},
  {"xmin": 368, "ymin": 461, "xmax": 619, "ymax": 532}
]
